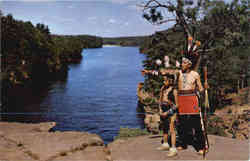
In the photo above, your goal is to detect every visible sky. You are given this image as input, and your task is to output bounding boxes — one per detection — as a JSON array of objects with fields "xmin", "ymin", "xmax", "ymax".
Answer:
[{"xmin": 0, "ymin": 0, "xmax": 172, "ymax": 37}]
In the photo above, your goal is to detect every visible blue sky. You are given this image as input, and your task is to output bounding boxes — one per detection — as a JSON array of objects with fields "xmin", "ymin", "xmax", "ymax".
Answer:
[{"xmin": 0, "ymin": 0, "xmax": 170, "ymax": 37}]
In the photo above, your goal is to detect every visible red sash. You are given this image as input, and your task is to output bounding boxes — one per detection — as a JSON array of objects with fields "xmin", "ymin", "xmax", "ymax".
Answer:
[{"xmin": 178, "ymin": 94, "xmax": 199, "ymax": 114}]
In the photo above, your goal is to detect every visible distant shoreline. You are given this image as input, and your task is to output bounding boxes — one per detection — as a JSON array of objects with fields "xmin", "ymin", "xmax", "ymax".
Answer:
[
  {"xmin": 102, "ymin": 44, "xmax": 139, "ymax": 47},
  {"xmin": 102, "ymin": 44, "xmax": 121, "ymax": 47}
]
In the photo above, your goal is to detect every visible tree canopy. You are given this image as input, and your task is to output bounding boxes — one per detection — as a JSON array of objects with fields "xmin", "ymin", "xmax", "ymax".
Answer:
[
  {"xmin": 1, "ymin": 11, "xmax": 103, "ymax": 85},
  {"xmin": 140, "ymin": 0, "xmax": 250, "ymax": 108}
]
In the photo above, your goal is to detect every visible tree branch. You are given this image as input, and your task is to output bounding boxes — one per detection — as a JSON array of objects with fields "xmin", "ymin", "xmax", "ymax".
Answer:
[{"xmin": 156, "ymin": 19, "xmax": 176, "ymax": 24}]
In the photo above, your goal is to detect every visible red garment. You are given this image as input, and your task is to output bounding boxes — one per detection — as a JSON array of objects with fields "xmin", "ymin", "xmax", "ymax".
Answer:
[{"xmin": 178, "ymin": 94, "xmax": 199, "ymax": 114}]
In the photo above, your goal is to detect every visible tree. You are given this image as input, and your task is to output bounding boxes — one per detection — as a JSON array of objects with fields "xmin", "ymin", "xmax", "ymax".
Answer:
[{"xmin": 140, "ymin": 0, "xmax": 250, "ymax": 107}]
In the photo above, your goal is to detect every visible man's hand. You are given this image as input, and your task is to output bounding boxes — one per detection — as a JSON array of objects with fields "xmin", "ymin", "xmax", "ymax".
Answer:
[
  {"xmin": 160, "ymin": 112, "xmax": 168, "ymax": 118},
  {"xmin": 204, "ymin": 82, "xmax": 209, "ymax": 90},
  {"xmin": 160, "ymin": 68, "xmax": 178, "ymax": 75},
  {"xmin": 141, "ymin": 69, "xmax": 149, "ymax": 76},
  {"xmin": 141, "ymin": 69, "xmax": 158, "ymax": 76}
]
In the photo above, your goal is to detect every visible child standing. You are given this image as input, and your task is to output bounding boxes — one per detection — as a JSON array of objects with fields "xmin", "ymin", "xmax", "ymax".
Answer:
[{"xmin": 157, "ymin": 74, "xmax": 178, "ymax": 157}]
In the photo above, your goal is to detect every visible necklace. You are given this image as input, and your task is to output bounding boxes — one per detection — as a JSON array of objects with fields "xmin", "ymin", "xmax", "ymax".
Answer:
[{"xmin": 183, "ymin": 73, "xmax": 188, "ymax": 88}]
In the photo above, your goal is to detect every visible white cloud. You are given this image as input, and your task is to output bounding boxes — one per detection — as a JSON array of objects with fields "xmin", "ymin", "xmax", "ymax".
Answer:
[
  {"xmin": 104, "ymin": 29, "xmax": 111, "ymax": 34},
  {"xmin": 45, "ymin": 16, "xmax": 75, "ymax": 24},
  {"xmin": 67, "ymin": 5, "xmax": 75, "ymax": 9},
  {"xmin": 60, "ymin": 18, "xmax": 75, "ymax": 23},
  {"xmin": 108, "ymin": 18, "xmax": 116, "ymax": 24},
  {"xmin": 128, "ymin": 4, "xmax": 142, "ymax": 12},
  {"xmin": 4, "ymin": 0, "xmax": 142, "ymax": 4},
  {"xmin": 88, "ymin": 17, "xmax": 97, "ymax": 21},
  {"xmin": 108, "ymin": 0, "xmax": 135, "ymax": 4},
  {"xmin": 6, "ymin": 0, "xmax": 57, "ymax": 1},
  {"xmin": 88, "ymin": 17, "xmax": 97, "ymax": 24}
]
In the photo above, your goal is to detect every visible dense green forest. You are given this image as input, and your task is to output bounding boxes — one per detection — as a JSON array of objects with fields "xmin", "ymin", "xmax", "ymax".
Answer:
[
  {"xmin": 139, "ymin": 0, "xmax": 250, "ymax": 109},
  {"xmin": 0, "ymin": 11, "xmax": 102, "ymax": 106},
  {"xmin": 1, "ymin": 11, "xmax": 102, "ymax": 85},
  {"xmin": 103, "ymin": 36, "xmax": 147, "ymax": 46},
  {"xmin": 52, "ymin": 34, "xmax": 102, "ymax": 63}
]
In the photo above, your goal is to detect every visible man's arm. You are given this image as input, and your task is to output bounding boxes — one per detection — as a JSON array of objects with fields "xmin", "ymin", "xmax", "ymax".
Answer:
[
  {"xmin": 159, "ymin": 86, "xmax": 165, "ymax": 115},
  {"xmin": 141, "ymin": 69, "xmax": 179, "ymax": 76},
  {"xmin": 160, "ymin": 69, "xmax": 179, "ymax": 75},
  {"xmin": 173, "ymin": 89, "xmax": 179, "ymax": 108},
  {"xmin": 196, "ymin": 74, "xmax": 204, "ymax": 92},
  {"xmin": 141, "ymin": 69, "xmax": 159, "ymax": 76}
]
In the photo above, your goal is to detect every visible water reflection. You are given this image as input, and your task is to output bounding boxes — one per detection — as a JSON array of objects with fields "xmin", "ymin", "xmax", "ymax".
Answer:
[
  {"xmin": 1, "ymin": 47, "xmax": 146, "ymax": 143},
  {"xmin": 1, "ymin": 70, "xmax": 68, "ymax": 122}
]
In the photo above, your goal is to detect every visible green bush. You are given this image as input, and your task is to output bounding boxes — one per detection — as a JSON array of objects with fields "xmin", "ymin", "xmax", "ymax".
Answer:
[
  {"xmin": 114, "ymin": 127, "xmax": 150, "ymax": 140},
  {"xmin": 209, "ymin": 116, "xmax": 224, "ymax": 123},
  {"xmin": 207, "ymin": 125, "xmax": 227, "ymax": 137},
  {"xmin": 207, "ymin": 116, "xmax": 227, "ymax": 137},
  {"xmin": 143, "ymin": 97, "xmax": 154, "ymax": 104}
]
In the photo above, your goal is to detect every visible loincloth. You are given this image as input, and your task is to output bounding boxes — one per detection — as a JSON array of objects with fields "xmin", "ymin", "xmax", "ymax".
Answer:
[{"xmin": 178, "ymin": 92, "xmax": 199, "ymax": 115}]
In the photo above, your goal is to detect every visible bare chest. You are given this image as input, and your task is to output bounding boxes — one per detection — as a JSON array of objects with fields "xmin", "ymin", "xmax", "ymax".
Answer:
[
  {"xmin": 162, "ymin": 87, "xmax": 173, "ymax": 102},
  {"xmin": 179, "ymin": 72, "xmax": 197, "ymax": 90}
]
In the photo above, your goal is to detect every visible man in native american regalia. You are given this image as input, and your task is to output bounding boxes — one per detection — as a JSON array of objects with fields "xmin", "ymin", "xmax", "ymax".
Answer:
[{"xmin": 142, "ymin": 50, "xmax": 208, "ymax": 155}]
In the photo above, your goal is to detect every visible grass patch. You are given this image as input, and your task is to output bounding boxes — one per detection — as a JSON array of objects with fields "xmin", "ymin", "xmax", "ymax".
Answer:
[{"xmin": 114, "ymin": 127, "xmax": 150, "ymax": 140}]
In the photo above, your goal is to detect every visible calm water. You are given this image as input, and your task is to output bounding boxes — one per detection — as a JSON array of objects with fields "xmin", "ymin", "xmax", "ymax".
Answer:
[{"xmin": 1, "ymin": 46, "xmax": 146, "ymax": 143}]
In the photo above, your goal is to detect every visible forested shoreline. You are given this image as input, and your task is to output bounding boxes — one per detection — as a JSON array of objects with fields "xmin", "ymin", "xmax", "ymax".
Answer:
[
  {"xmin": 1, "ymin": 11, "xmax": 102, "ymax": 107},
  {"xmin": 103, "ymin": 36, "xmax": 147, "ymax": 47},
  {"xmin": 1, "ymin": 13, "xmax": 102, "ymax": 81}
]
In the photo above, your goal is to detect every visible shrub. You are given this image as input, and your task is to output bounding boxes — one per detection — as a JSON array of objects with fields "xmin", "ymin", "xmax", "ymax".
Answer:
[
  {"xmin": 114, "ymin": 127, "xmax": 150, "ymax": 140},
  {"xmin": 207, "ymin": 116, "xmax": 227, "ymax": 137},
  {"xmin": 207, "ymin": 125, "xmax": 227, "ymax": 137}
]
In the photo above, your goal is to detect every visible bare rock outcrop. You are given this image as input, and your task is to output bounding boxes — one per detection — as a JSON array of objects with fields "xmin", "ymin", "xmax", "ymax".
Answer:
[
  {"xmin": 0, "ymin": 121, "xmax": 249, "ymax": 160},
  {"xmin": 0, "ymin": 122, "xmax": 109, "ymax": 161},
  {"xmin": 0, "ymin": 122, "xmax": 56, "ymax": 135},
  {"xmin": 0, "ymin": 136, "xmax": 36, "ymax": 161}
]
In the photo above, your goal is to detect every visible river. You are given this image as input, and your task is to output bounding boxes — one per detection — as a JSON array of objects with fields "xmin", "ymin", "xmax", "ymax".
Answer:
[{"xmin": 1, "ymin": 46, "xmax": 146, "ymax": 143}]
